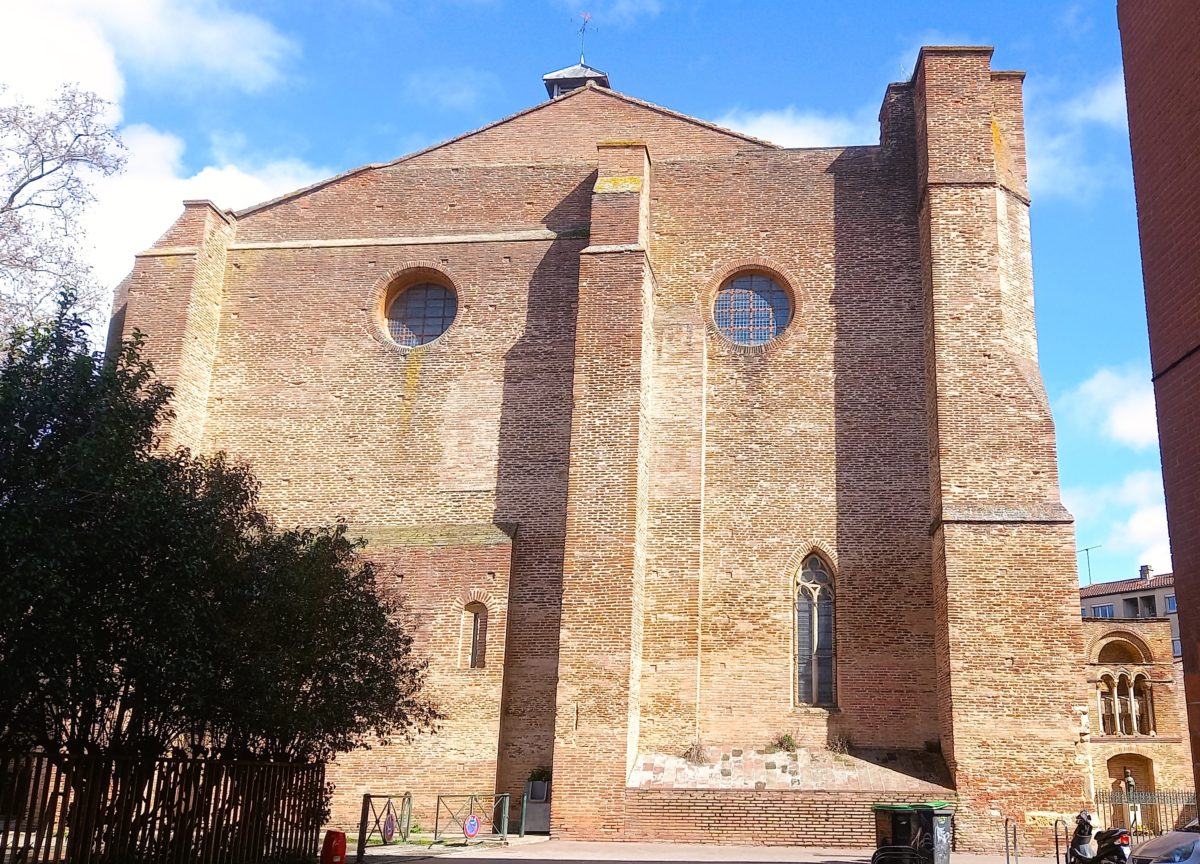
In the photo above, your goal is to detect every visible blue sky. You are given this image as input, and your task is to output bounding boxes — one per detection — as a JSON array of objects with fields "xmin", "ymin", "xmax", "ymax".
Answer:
[{"xmin": 0, "ymin": 0, "xmax": 1164, "ymax": 587}]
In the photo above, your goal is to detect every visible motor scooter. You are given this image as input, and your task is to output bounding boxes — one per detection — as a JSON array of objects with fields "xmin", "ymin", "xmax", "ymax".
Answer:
[{"xmin": 1067, "ymin": 810, "xmax": 1132, "ymax": 864}]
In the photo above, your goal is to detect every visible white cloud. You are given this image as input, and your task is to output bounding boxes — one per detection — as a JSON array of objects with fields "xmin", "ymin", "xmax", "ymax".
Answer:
[
  {"xmin": 714, "ymin": 106, "xmax": 878, "ymax": 148},
  {"xmin": 1057, "ymin": 366, "xmax": 1171, "ymax": 576},
  {"xmin": 0, "ymin": 0, "xmax": 324, "ymax": 317},
  {"xmin": 1063, "ymin": 469, "xmax": 1172, "ymax": 576},
  {"xmin": 404, "ymin": 68, "xmax": 500, "ymax": 112},
  {"xmin": 1111, "ymin": 502, "xmax": 1172, "ymax": 575},
  {"xmin": 1026, "ymin": 69, "xmax": 1129, "ymax": 198},
  {"xmin": 1063, "ymin": 469, "xmax": 1163, "ymax": 524},
  {"xmin": 90, "ymin": 0, "xmax": 296, "ymax": 92},
  {"xmin": 557, "ymin": 0, "xmax": 662, "ymax": 26},
  {"xmin": 1058, "ymin": 366, "xmax": 1159, "ymax": 450},
  {"xmin": 0, "ymin": 1, "xmax": 297, "ymax": 98},
  {"xmin": 1059, "ymin": 4, "xmax": 1095, "ymax": 40},
  {"xmin": 0, "ymin": 4, "xmax": 124, "ymax": 106},
  {"xmin": 1065, "ymin": 70, "xmax": 1127, "ymax": 128},
  {"xmin": 84, "ymin": 126, "xmax": 327, "ymax": 289}
]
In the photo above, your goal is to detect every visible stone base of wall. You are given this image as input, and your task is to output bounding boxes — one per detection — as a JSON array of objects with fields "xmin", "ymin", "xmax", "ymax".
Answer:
[{"xmin": 616, "ymin": 789, "xmax": 954, "ymax": 846}]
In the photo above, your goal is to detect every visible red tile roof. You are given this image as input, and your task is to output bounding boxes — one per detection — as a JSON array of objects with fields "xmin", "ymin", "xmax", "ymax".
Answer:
[{"xmin": 1080, "ymin": 573, "xmax": 1174, "ymax": 599}]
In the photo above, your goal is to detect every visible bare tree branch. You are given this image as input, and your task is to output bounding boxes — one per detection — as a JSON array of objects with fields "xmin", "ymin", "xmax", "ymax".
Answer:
[{"xmin": 0, "ymin": 84, "xmax": 125, "ymax": 333}]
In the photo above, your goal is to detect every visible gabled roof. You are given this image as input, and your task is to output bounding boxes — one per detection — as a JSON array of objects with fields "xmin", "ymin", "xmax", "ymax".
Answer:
[
  {"xmin": 1080, "ymin": 573, "xmax": 1175, "ymax": 599},
  {"xmin": 236, "ymin": 83, "xmax": 775, "ymax": 218}
]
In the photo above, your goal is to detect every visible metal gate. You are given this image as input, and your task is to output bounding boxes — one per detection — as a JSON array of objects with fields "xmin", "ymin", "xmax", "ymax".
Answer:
[
  {"xmin": 355, "ymin": 793, "xmax": 413, "ymax": 861},
  {"xmin": 433, "ymin": 794, "xmax": 509, "ymax": 842},
  {"xmin": 1096, "ymin": 789, "xmax": 1198, "ymax": 843}
]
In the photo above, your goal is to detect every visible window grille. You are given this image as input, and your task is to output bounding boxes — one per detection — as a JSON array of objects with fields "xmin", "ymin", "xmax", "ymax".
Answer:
[
  {"xmin": 713, "ymin": 273, "xmax": 791, "ymax": 345},
  {"xmin": 388, "ymin": 283, "xmax": 457, "ymax": 346}
]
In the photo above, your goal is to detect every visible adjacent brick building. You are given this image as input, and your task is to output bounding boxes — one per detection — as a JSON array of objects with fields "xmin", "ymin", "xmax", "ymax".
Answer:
[
  {"xmin": 113, "ymin": 46, "xmax": 1096, "ymax": 850},
  {"xmin": 1118, "ymin": 0, "xmax": 1200, "ymax": 797},
  {"xmin": 1082, "ymin": 568, "xmax": 1183, "ymax": 659},
  {"xmin": 1080, "ymin": 617, "xmax": 1193, "ymax": 803}
]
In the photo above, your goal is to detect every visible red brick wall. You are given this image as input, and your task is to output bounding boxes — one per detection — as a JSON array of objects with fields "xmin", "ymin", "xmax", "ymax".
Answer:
[
  {"xmin": 914, "ymin": 47, "xmax": 1088, "ymax": 850},
  {"xmin": 644, "ymin": 141, "xmax": 939, "ymax": 753},
  {"xmin": 113, "ymin": 53, "xmax": 1089, "ymax": 851},
  {"xmin": 324, "ymin": 533, "xmax": 512, "ymax": 831},
  {"xmin": 553, "ymin": 143, "xmax": 654, "ymax": 837},
  {"xmin": 120, "ymin": 201, "xmax": 235, "ymax": 449},
  {"xmin": 624, "ymin": 790, "xmax": 952, "ymax": 846},
  {"xmin": 1082, "ymin": 616, "xmax": 1193, "ymax": 794},
  {"xmin": 1118, "ymin": 0, "xmax": 1200, "ymax": 796}
]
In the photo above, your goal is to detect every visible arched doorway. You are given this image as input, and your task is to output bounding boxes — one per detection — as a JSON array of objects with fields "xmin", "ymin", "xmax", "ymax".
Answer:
[{"xmin": 1107, "ymin": 754, "xmax": 1156, "ymax": 831}]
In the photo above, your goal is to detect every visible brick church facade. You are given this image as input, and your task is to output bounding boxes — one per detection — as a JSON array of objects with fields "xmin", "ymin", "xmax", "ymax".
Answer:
[{"xmin": 113, "ymin": 46, "xmax": 1103, "ymax": 850}]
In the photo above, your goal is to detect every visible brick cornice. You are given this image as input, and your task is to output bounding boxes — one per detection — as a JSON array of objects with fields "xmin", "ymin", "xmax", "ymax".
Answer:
[{"xmin": 930, "ymin": 502, "xmax": 1074, "ymax": 535}]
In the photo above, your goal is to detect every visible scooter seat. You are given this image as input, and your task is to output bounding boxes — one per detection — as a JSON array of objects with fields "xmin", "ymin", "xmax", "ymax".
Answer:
[{"xmin": 1095, "ymin": 829, "xmax": 1127, "ymax": 844}]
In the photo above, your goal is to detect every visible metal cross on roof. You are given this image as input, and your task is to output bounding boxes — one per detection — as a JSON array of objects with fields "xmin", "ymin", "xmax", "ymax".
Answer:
[{"xmin": 578, "ymin": 12, "xmax": 592, "ymax": 65}]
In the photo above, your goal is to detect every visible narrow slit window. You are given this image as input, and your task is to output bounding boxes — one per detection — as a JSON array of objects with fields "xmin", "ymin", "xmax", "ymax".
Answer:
[{"xmin": 464, "ymin": 602, "xmax": 488, "ymax": 669}]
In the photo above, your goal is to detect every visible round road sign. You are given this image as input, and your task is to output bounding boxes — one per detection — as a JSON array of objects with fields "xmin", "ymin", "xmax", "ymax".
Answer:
[{"xmin": 464, "ymin": 815, "xmax": 480, "ymax": 839}]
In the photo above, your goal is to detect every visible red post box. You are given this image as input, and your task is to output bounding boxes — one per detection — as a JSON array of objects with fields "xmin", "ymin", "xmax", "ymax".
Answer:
[{"xmin": 321, "ymin": 830, "xmax": 347, "ymax": 864}]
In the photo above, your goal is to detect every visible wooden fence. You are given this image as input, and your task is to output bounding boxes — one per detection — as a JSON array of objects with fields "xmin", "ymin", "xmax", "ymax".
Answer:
[{"xmin": 0, "ymin": 753, "xmax": 326, "ymax": 864}]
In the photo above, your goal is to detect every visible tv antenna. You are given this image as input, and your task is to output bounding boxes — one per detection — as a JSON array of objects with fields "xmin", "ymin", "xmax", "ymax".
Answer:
[
  {"xmin": 1077, "ymin": 544, "xmax": 1102, "ymax": 585},
  {"xmin": 578, "ymin": 12, "xmax": 593, "ymax": 65}
]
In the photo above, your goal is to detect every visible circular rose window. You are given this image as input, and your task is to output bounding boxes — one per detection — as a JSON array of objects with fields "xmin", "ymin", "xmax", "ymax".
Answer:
[
  {"xmin": 386, "ymin": 282, "xmax": 458, "ymax": 347},
  {"xmin": 713, "ymin": 273, "xmax": 792, "ymax": 346}
]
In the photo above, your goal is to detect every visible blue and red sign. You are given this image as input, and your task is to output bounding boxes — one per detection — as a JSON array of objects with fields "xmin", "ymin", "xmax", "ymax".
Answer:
[{"xmin": 463, "ymin": 815, "xmax": 480, "ymax": 839}]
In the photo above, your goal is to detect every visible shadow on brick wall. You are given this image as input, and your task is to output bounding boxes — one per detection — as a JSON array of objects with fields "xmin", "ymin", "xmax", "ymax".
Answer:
[
  {"xmin": 828, "ymin": 126, "xmax": 944, "ymax": 763},
  {"xmin": 491, "ymin": 172, "xmax": 595, "ymax": 811}
]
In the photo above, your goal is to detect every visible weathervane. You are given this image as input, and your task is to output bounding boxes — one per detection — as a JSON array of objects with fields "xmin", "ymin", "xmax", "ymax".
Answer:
[{"xmin": 578, "ymin": 12, "xmax": 592, "ymax": 65}]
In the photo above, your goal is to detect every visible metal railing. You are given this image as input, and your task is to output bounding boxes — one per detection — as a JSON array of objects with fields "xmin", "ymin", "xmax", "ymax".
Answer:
[
  {"xmin": 1096, "ymin": 789, "xmax": 1198, "ymax": 843},
  {"xmin": 355, "ymin": 793, "xmax": 412, "ymax": 862},
  {"xmin": 433, "ymin": 794, "xmax": 509, "ymax": 843},
  {"xmin": 0, "ymin": 752, "xmax": 325, "ymax": 864},
  {"xmin": 1054, "ymin": 818, "xmax": 1072, "ymax": 864},
  {"xmin": 1004, "ymin": 816, "xmax": 1020, "ymax": 864}
]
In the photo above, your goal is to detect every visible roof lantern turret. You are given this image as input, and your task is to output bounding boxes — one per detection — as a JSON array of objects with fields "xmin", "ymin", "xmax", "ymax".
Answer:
[
  {"xmin": 542, "ymin": 58, "xmax": 610, "ymax": 98},
  {"xmin": 544, "ymin": 13, "xmax": 609, "ymax": 97}
]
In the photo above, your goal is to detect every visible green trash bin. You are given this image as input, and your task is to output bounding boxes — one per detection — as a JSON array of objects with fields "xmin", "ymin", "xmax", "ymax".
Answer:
[{"xmin": 873, "ymin": 802, "xmax": 954, "ymax": 864}]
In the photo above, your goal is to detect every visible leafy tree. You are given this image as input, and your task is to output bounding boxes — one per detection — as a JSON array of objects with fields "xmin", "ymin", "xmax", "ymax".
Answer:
[
  {"xmin": 0, "ymin": 295, "xmax": 438, "ymax": 762},
  {"xmin": 0, "ymin": 86, "xmax": 125, "ymax": 332}
]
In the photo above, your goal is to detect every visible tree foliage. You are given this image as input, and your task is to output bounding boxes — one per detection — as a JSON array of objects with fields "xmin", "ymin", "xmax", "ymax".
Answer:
[
  {"xmin": 0, "ymin": 86, "xmax": 125, "ymax": 332},
  {"xmin": 0, "ymin": 296, "xmax": 438, "ymax": 761}
]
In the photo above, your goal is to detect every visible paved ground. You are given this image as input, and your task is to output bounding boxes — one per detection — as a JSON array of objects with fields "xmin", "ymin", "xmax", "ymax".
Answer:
[{"xmin": 359, "ymin": 837, "xmax": 1053, "ymax": 864}]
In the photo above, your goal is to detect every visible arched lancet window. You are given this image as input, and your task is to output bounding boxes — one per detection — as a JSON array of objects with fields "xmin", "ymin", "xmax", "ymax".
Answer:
[
  {"xmin": 1133, "ymin": 674, "xmax": 1154, "ymax": 735},
  {"xmin": 796, "ymin": 554, "xmax": 836, "ymax": 707},
  {"xmin": 463, "ymin": 602, "xmax": 488, "ymax": 669},
  {"xmin": 1117, "ymin": 674, "xmax": 1134, "ymax": 735},
  {"xmin": 1099, "ymin": 675, "xmax": 1118, "ymax": 735}
]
